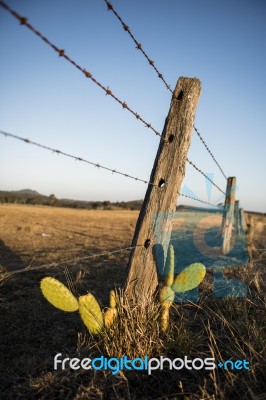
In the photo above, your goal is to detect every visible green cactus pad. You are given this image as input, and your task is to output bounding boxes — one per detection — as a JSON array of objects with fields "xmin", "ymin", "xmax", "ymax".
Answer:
[
  {"xmin": 109, "ymin": 290, "xmax": 117, "ymax": 309},
  {"xmin": 104, "ymin": 307, "xmax": 118, "ymax": 328},
  {"xmin": 171, "ymin": 263, "xmax": 206, "ymax": 293},
  {"xmin": 78, "ymin": 293, "xmax": 103, "ymax": 335},
  {"xmin": 159, "ymin": 285, "xmax": 175, "ymax": 307},
  {"xmin": 160, "ymin": 307, "xmax": 170, "ymax": 332},
  {"xmin": 40, "ymin": 277, "xmax": 79, "ymax": 312},
  {"xmin": 165, "ymin": 245, "xmax": 175, "ymax": 286}
]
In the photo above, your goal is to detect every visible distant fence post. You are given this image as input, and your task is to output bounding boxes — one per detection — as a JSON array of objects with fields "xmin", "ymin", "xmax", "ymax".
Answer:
[
  {"xmin": 222, "ymin": 177, "xmax": 236, "ymax": 254},
  {"xmin": 234, "ymin": 200, "xmax": 240, "ymax": 238},
  {"xmin": 239, "ymin": 208, "xmax": 247, "ymax": 242},
  {"xmin": 124, "ymin": 77, "xmax": 201, "ymax": 302}
]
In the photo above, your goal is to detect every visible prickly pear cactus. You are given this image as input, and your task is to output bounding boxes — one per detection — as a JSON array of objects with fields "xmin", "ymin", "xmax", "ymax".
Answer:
[
  {"xmin": 160, "ymin": 245, "xmax": 175, "ymax": 331},
  {"xmin": 78, "ymin": 293, "xmax": 103, "ymax": 335},
  {"xmin": 40, "ymin": 277, "xmax": 79, "ymax": 312},
  {"xmin": 159, "ymin": 245, "xmax": 206, "ymax": 332},
  {"xmin": 104, "ymin": 290, "xmax": 118, "ymax": 328},
  {"xmin": 171, "ymin": 262, "xmax": 206, "ymax": 293}
]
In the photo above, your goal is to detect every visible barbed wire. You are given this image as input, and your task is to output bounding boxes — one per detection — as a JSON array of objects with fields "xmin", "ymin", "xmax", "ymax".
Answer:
[
  {"xmin": 186, "ymin": 159, "xmax": 226, "ymax": 195},
  {"xmin": 0, "ymin": 129, "xmax": 223, "ymax": 208},
  {"xmin": 193, "ymin": 125, "xmax": 227, "ymax": 180},
  {"xmin": 104, "ymin": 1, "xmax": 228, "ymax": 181},
  {"xmin": 0, "ymin": 1, "xmax": 228, "ymax": 193},
  {"xmin": 177, "ymin": 192, "xmax": 222, "ymax": 209},
  {"xmin": 4, "ymin": 245, "xmax": 142, "ymax": 276},
  {"xmin": 104, "ymin": 0, "xmax": 172, "ymax": 93},
  {"xmin": 0, "ymin": 0, "xmax": 163, "ymax": 140},
  {"xmin": 0, "ymin": 130, "xmax": 157, "ymax": 186}
]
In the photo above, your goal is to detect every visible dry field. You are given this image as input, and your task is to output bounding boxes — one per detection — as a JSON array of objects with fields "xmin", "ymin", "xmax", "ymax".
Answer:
[{"xmin": 0, "ymin": 204, "xmax": 265, "ymax": 399}]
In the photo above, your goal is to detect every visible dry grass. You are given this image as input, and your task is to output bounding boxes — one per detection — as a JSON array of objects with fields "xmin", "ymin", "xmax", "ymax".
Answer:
[{"xmin": 0, "ymin": 204, "xmax": 265, "ymax": 399}]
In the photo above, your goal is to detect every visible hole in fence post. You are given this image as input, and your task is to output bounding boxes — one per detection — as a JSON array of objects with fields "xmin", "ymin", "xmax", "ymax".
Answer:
[
  {"xmin": 158, "ymin": 179, "xmax": 165, "ymax": 188},
  {"xmin": 168, "ymin": 134, "xmax": 174, "ymax": 143},
  {"xmin": 144, "ymin": 239, "xmax": 151, "ymax": 249},
  {"xmin": 177, "ymin": 90, "xmax": 183, "ymax": 100}
]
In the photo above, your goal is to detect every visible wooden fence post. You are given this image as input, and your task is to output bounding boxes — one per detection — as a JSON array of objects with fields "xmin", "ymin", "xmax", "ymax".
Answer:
[
  {"xmin": 222, "ymin": 177, "xmax": 236, "ymax": 254},
  {"xmin": 234, "ymin": 200, "xmax": 240, "ymax": 238},
  {"xmin": 124, "ymin": 77, "xmax": 201, "ymax": 302},
  {"xmin": 239, "ymin": 208, "xmax": 247, "ymax": 242}
]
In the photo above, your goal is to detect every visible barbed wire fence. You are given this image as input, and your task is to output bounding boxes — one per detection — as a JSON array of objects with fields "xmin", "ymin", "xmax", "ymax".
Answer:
[
  {"xmin": 103, "ymin": 0, "xmax": 228, "ymax": 182},
  {"xmin": 0, "ymin": 1, "xmax": 233, "ymax": 277}
]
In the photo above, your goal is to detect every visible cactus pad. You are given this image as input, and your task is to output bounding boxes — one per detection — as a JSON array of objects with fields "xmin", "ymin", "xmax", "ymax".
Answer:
[
  {"xmin": 164, "ymin": 244, "xmax": 175, "ymax": 286},
  {"xmin": 40, "ymin": 277, "xmax": 78, "ymax": 312},
  {"xmin": 171, "ymin": 263, "xmax": 206, "ymax": 293},
  {"xmin": 109, "ymin": 290, "xmax": 117, "ymax": 309},
  {"xmin": 104, "ymin": 307, "xmax": 118, "ymax": 328},
  {"xmin": 160, "ymin": 307, "xmax": 170, "ymax": 332},
  {"xmin": 78, "ymin": 293, "xmax": 103, "ymax": 335},
  {"xmin": 159, "ymin": 285, "xmax": 175, "ymax": 308}
]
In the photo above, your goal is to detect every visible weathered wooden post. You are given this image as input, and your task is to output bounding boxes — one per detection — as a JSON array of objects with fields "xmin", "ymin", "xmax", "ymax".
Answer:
[
  {"xmin": 239, "ymin": 208, "xmax": 246, "ymax": 234},
  {"xmin": 124, "ymin": 77, "xmax": 201, "ymax": 302},
  {"xmin": 222, "ymin": 177, "xmax": 236, "ymax": 254},
  {"xmin": 234, "ymin": 200, "xmax": 240, "ymax": 239}
]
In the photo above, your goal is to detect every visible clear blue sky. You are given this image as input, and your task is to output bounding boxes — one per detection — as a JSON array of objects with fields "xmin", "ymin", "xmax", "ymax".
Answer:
[{"xmin": 0, "ymin": 0, "xmax": 265, "ymax": 212}]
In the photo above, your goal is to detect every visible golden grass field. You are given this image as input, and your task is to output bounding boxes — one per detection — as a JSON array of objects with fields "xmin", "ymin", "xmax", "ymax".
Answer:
[{"xmin": 0, "ymin": 204, "xmax": 265, "ymax": 399}]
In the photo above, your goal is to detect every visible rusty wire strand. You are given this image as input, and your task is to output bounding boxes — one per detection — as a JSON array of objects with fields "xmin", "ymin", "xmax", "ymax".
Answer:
[
  {"xmin": 186, "ymin": 158, "xmax": 226, "ymax": 195},
  {"xmin": 0, "ymin": 129, "xmax": 222, "ymax": 208},
  {"xmin": 177, "ymin": 192, "xmax": 223, "ymax": 209},
  {"xmin": 5, "ymin": 245, "xmax": 142, "ymax": 276},
  {"xmin": 193, "ymin": 125, "xmax": 227, "ymax": 180},
  {"xmin": 104, "ymin": 1, "xmax": 227, "ymax": 180},
  {"xmin": 104, "ymin": 0, "xmax": 172, "ymax": 93},
  {"xmin": 0, "ymin": 0, "xmax": 163, "ymax": 139},
  {"xmin": 0, "ymin": 130, "xmax": 157, "ymax": 186}
]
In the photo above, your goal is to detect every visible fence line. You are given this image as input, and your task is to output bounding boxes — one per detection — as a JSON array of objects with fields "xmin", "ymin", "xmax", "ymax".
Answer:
[
  {"xmin": 177, "ymin": 192, "xmax": 222, "ymax": 208},
  {"xmin": 4, "ymin": 245, "xmax": 142, "ymax": 276},
  {"xmin": 186, "ymin": 159, "xmax": 226, "ymax": 195},
  {"xmin": 0, "ymin": 1, "xmax": 226, "ymax": 195},
  {"xmin": 0, "ymin": 1, "xmax": 163, "ymax": 140},
  {"xmin": 104, "ymin": 0, "xmax": 172, "ymax": 93},
  {"xmin": 0, "ymin": 130, "xmax": 156, "ymax": 186},
  {"xmin": 193, "ymin": 126, "xmax": 227, "ymax": 180},
  {"xmin": 0, "ymin": 0, "xmax": 227, "ymax": 187},
  {"xmin": 0, "ymin": 129, "xmax": 222, "ymax": 209},
  {"xmin": 103, "ymin": 0, "xmax": 227, "ymax": 180},
  {"xmin": 3, "ymin": 227, "xmax": 226, "ymax": 277}
]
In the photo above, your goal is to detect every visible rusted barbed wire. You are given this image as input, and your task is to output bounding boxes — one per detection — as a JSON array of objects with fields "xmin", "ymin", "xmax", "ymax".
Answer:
[
  {"xmin": 186, "ymin": 158, "xmax": 226, "ymax": 195},
  {"xmin": 177, "ymin": 192, "xmax": 222, "ymax": 209},
  {"xmin": 0, "ymin": 1, "xmax": 227, "ymax": 190},
  {"xmin": 0, "ymin": 0, "xmax": 163, "ymax": 140},
  {"xmin": 5, "ymin": 245, "xmax": 142, "ymax": 276},
  {"xmin": 104, "ymin": 0, "xmax": 172, "ymax": 93},
  {"xmin": 104, "ymin": 1, "xmax": 228, "ymax": 180},
  {"xmin": 193, "ymin": 125, "xmax": 227, "ymax": 180},
  {"xmin": 0, "ymin": 130, "xmax": 157, "ymax": 186},
  {"xmin": 0, "ymin": 129, "xmax": 222, "ymax": 208}
]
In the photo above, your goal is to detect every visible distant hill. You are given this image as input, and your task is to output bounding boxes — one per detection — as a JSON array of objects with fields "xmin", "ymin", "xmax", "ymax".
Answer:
[
  {"xmin": 0, "ymin": 189, "xmax": 143, "ymax": 210},
  {"xmin": 9, "ymin": 189, "xmax": 44, "ymax": 197}
]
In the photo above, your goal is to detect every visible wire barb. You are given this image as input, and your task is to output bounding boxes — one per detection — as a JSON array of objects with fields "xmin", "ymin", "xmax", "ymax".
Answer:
[
  {"xmin": 0, "ymin": 130, "xmax": 158, "ymax": 187},
  {"xmin": 0, "ymin": 0, "xmax": 163, "ymax": 140}
]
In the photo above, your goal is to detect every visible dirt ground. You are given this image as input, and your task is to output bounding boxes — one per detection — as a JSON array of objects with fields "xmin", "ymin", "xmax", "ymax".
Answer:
[{"xmin": 0, "ymin": 204, "xmax": 265, "ymax": 399}]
